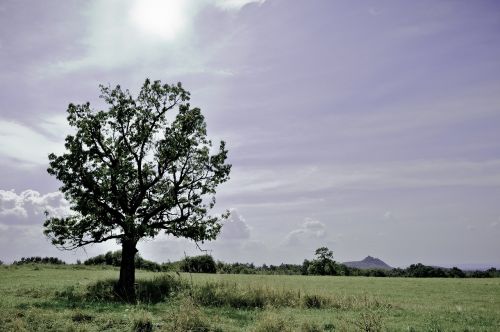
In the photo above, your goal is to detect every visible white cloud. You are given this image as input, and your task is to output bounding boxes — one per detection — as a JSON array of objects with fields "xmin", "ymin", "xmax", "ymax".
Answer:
[
  {"xmin": 36, "ymin": 114, "xmax": 72, "ymax": 141},
  {"xmin": 218, "ymin": 208, "xmax": 251, "ymax": 240},
  {"xmin": 283, "ymin": 218, "xmax": 327, "ymax": 246},
  {"xmin": 48, "ymin": 0, "xmax": 265, "ymax": 74},
  {"xmin": 0, "ymin": 120, "xmax": 65, "ymax": 167},
  {"xmin": 223, "ymin": 159, "xmax": 500, "ymax": 203},
  {"xmin": 212, "ymin": 0, "xmax": 264, "ymax": 10},
  {"xmin": 0, "ymin": 189, "xmax": 70, "ymax": 223},
  {"xmin": 332, "ymin": 85, "xmax": 500, "ymax": 139},
  {"xmin": 383, "ymin": 211, "xmax": 393, "ymax": 219}
]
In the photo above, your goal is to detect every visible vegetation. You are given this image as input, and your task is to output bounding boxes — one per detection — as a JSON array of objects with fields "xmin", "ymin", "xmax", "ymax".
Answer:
[
  {"xmin": 179, "ymin": 254, "xmax": 217, "ymax": 273},
  {"xmin": 215, "ymin": 259, "xmax": 500, "ymax": 278},
  {"xmin": 180, "ymin": 247, "xmax": 500, "ymax": 278},
  {"xmin": 303, "ymin": 247, "xmax": 340, "ymax": 276},
  {"xmin": 0, "ymin": 264, "xmax": 499, "ymax": 331},
  {"xmin": 83, "ymin": 250, "xmax": 162, "ymax": 272},
  {"xmin": 13, "ymin": 257, "xmax": 66, "ymax": 265},
  {"xmin": 43, "ymin": 79, "xmax": 231, "ymax": 301},
  {"xmin": 6, "ymin": 247, "xmax": 499, "ymax": 278},
  {"xmin": 216, "ymin": 261, "xmax": 304, "ymax": 275}
]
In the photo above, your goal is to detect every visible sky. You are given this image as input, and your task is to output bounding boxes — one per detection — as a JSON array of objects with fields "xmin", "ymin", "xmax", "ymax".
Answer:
[{"xmin": 1, "ymin": 0, "xmax": 500, "ymax": 268}]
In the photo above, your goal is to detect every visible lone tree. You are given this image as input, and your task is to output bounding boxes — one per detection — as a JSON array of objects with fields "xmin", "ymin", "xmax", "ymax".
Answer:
[
  {"xmin": 44, "ymin": 79, "xmax": 231, "ymax": 301},
  {"xmin": 306, "ymin": 247, "xmax": 338, "ymax": 275}
]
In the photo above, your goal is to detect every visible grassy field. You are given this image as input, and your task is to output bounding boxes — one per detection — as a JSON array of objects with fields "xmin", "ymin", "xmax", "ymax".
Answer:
[{"xmin": 0, "ymin": 265, "xmax": 499, "ymax": 331}]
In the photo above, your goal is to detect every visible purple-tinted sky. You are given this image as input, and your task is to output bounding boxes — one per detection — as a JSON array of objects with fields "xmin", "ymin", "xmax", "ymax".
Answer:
[{"xmin": 1, "ymin": 0, "xmax": 500, "ymax": 267}]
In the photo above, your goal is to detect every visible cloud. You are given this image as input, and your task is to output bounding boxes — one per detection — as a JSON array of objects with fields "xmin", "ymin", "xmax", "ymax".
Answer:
[
  {"xmin": 383, "ymin": 211, "xmax": 393, "ymax": 219},
  {"xmin": 0, "ymin": 120, "xmax": 59, "ymax": 167},
  {"xmin": 48, "ymin": 0, "xmax": 266, "ymax": 73},
  {"xmin": 218, "ymin": 208, "xmax": 251, "ymax": 240},
  {"xmin": 283, "ymin": 218, "xmax": 327, "ymax": 246},
  {"xmin": 212, "ymin": 0, "xmax": 265, "ymax": 10},
  {"xmin": 222, "ymin": 159, "xmax": 500, "ymax": 206},
  {"xmin": 0, "ymin": 189, "xmax": 70, "ymax": 224},
  {"xmin": 0, "ymin": 117, "xmax": 70, "ymax": 167}
]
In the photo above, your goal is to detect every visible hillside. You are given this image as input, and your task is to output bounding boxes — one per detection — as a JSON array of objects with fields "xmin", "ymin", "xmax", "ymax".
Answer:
[{"xmin": 343, "ymin": 256, "xmax": 392, "ymax": 270}]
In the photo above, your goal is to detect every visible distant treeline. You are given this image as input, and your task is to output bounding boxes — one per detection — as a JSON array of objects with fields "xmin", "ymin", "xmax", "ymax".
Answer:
[
  {"xmin": 210, "ymin": 259, "xmax": 499, "ymax": 278},
  {"xmin": 83, "ymin": 250, "xmax": 162, "ymax": 272},
  {"xmin": 13, "ymin": 257, "xmax": 66, "ymax": 265},
  {"xmin": 5, "ymin": 251, "xmax": 499, "ymax": 278},
  {"xmin": 82, "ymin": 250, "xmax": 500, "ymax": 278}
]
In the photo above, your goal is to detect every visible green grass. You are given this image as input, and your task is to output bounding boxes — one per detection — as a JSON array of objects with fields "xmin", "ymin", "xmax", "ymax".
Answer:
[{"xmin": 0, "ymin": 264, "xmax": 499, "ymax": 331}]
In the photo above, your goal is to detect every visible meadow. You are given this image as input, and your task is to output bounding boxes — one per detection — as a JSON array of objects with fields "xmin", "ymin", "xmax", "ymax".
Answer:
[{"xmin": 0, "ymin": 264, "xmax": 499, "ymax": 331}]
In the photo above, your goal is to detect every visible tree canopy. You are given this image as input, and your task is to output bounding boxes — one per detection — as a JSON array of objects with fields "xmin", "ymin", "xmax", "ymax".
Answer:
[{"xmin": 44, "ymin": 79, "xmax": 231, "ymax": 300}]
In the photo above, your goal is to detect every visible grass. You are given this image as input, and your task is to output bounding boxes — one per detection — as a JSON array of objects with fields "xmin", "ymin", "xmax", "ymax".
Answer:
[{"xmin": 0, "ymin": 264, "xmax": 499, "ymax": 331}]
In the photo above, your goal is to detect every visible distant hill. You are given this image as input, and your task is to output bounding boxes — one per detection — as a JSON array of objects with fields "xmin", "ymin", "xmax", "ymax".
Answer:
[{"xmin": 343, "ymin": 256, "xmax": 392, "ymax": 270}]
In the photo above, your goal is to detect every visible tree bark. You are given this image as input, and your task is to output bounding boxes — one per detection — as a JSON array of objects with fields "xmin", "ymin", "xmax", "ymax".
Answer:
[{"xmin": 117, "ymin": 239, "xmax": 138, "ymax": 303}]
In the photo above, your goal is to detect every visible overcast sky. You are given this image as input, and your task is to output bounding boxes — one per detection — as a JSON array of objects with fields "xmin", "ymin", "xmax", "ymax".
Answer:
[{"xmin": 1, "ymin": 0, "xmax": 500, "ymax": 268}]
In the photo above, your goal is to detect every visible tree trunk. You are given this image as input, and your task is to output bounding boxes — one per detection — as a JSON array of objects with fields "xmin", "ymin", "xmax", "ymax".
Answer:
[{"xmin": 117, "ymin": 239, "xmax": 138, "ymax": 303}]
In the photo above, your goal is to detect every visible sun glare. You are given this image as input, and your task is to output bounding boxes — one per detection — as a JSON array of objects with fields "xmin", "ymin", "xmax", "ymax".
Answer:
[{"xmin": 129, "ymin": 0, "xmax": 188, "ymax": 40}]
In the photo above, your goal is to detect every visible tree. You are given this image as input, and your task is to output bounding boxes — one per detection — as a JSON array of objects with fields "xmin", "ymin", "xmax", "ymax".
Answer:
[
  {"xmin": 180, "ymin": 254, "xmax": 217, "ymax": 273},
  {"xmin": 44, "ymin": 79, "xmax": 231, "ymax": 301},
  {"xmin": 307, "ymin": 247, "xmax": 338, "ymax": 276},
  {"xmin": 314, "ymin": 247, "xmax": 334, "ymax": 261}
]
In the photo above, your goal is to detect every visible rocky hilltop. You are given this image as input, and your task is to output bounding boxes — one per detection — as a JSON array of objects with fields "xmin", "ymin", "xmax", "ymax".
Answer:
[{"xmin": 343, "ymin": 256, "xmax": 392, "ymax": 270}]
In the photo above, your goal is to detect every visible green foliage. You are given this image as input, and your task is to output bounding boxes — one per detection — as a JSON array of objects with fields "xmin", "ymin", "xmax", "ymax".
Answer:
[
  {"xmin": 44, "ymin": 78, "xmax": 231, "ymax": 299},
  {"xmin": 13, "ymin": 257, "xmax": 66, "ymax": 265},
  {"xmin": 44, "ymin": 79, "xmax": 231, "ymax": 250},
  {"xmin": 180, "ymin": 255, "xmax": 217, "ymax": 273},
  {"xmin": 303, "ymin": 294, "xmax": 329, "ymax": 309},
  {"xmin": 165, "ymin": 298, "xmax": 212, "ymax": 332},
  {"xmin": 216, "ymin": 261, "xmax": 303, "ymax": 275},
  {"xmin": 192, "ymin": 281, "xmax": 297, "ymax": 308},
  {"xmin": 349, "ymin": 296, "xmax": 386, "ymax": 332},
  {"xmin": 300, "ymin": 321, "xmax": 324, "ymax": 332},
  {"xmin": 132, "ymin": 310, "xmax": 153, "ymax": 332},
  {"xmin": 304, "ymin": 247, "xmax": 341, "ymax": 276},
  {"xmin": 71, "ymin": 310, "xmax": 93, "ymax": 323},
  {"xmin": 85, "ymin": 274, "xmax": 187, "ymax": 303},
  {"xmin": 252, "ymin": 312, "xmax": 293, "ymax": 332},
  {"xmin": 189, "ymin": 281, "xmax": 374, "ymax": 310},
  {"xmin": 83, "ymin": 250, "xmax": 161, "ymax": 272},
  {"xmin": 160, "ymin": 260, "xmax": 183, "ymax": 272},
  {"xmin": 314, "ymin": 247, "xmax": 334, "ymax": 261},
  {"xmin": 1, "ymin": 265, "xmax": 500, "ymax": 331}
]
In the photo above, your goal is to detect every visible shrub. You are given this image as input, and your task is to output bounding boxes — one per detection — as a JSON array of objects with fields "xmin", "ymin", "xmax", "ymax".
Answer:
[
  {"xmin": 180, "ymin": 255, "xmax": 217, "ymax": 273},
  {"xmin": 83, "ymin": 250, "xmax": 161, "ymax": 272},
  {"xmin": 252, "ymin": 312, "xmax": 293, "ymax": 332},
  {"xmin": 300, "ymin": 321, "xmax": 323, "ymax": 332},
  {"xmin": 448, "ymin": 267, "xmax": 466, "ymax": 278},
  {"xmin": 132, "ymin": 310, "xmax": 153, "ymax": 332},
  {"xmin": 86, "ymin": 274, "xmax": 187, "ymax": 303},
  {"xmin": 303, "ymin": 294, "xmax": 329, "ymax": 309},
  {"xmin": 136, "ymin": 275, "xmax": 188, "ymax": 303},
  {"xmin": 55, "ymin": 285, "xmax": 83, "ymax": 302},
  {"xmin": 352, "ymin": 310, "xmax": 384, "ymax": 332},
  {"xmin": 349, "ymin": 296, "xmax": 386, "ymax": 332},
  {"xmin": 71, "ymin": 311, "xmax": 93, "ymax": 323},
  {"xmin": 191, "ymin": 281, "xmax": 302, "ymax": 308},
  {"xmin": 13, "ymin": 256, "xmax": 65, "ymax": 265},
  {"xmin": 165, "ymin": 298, "xmax": 211, "ymax": 332}
]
